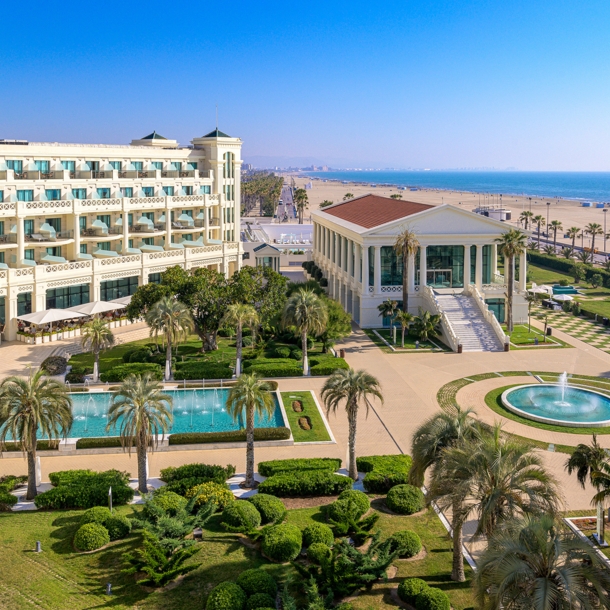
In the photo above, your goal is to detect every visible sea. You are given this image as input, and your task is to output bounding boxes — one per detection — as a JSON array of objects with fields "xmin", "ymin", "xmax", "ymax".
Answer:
[{"xmin": 304, "ymin": 171, "xmax": 610, "ymax": 202}]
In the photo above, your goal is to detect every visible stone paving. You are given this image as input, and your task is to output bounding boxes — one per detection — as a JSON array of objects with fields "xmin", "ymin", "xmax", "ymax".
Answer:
[{"xmin": 535, "ymin": 307, "xmax": 610, "ymax": 351}]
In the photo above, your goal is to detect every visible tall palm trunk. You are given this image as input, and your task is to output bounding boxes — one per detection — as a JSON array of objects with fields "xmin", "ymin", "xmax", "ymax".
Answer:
[
  {"xmin": 572, "ymin": 234, "xmax": 577, "ymax": 250},
  {"xmin": 451, "ymin": 498, "xmax": 466, "ymax": 582},
  {"xmin": 93, "ymin": 349, "xmax": 100, "ymax": 383},
  {"xmin": 165, "ymin": 336, "xmax": 172, "ymax": 381},
  {"xmin": 26, "ymin": 427, "xmax": 38, "ymax": 500},
  {"xmin": 537, "ymin": 223, "xmax": 542, "ymax": 249},
  {"xmin": 348, "ymin": 403, "xmax": 358, "ymax": 480},
  {"xmin": 302, "ymin": 329, "xmax": 309, "ymax": 376},
  {"xmin": 506, "ymin": 254, "xmax": 514, "ymax": 332},
  {"xmin": 137, "ymin": 428, "xmax": 148, "ymax": 494},
  {"xmin": 245, "ymin": 405, "xmax": 255, "ymax": 488},
  {"xmin": 235, "ymin": 323, "xmax": 242, "ymax": 377},
  {"xmin": 592, "ymin": 234, "xmax": 596, "ymax": 254},
  {"xmin": 402, "ymin": 248, "xmax": 409, "ymax": 312},
  {"xmin": 553, "ymin": 230, "xmax": 557, "ymax": 249},
  {"xmin": 401, "ymin": 325, "xmax": 406, "ymax": 348}
]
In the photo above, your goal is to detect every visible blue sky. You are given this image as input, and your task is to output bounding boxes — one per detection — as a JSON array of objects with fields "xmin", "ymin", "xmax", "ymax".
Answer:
[{"xmin": 1, "ymin": 1, "xmax": 609, "ymax": 170}]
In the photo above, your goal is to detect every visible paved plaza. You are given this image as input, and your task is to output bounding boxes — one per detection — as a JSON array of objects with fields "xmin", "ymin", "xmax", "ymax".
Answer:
[
  {"xmin": 536, "ymin": 307, "xmax": 610, "ymax": 351},
  {"xmin": 0, "ymin": 318, "xmax": 608, "ymax": 513}
]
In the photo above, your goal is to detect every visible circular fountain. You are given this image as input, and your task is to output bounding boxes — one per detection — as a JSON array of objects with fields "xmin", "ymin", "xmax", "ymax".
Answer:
[{"xmin": 501, "ymin": 372, "xmax": 610, "ymax": 427}]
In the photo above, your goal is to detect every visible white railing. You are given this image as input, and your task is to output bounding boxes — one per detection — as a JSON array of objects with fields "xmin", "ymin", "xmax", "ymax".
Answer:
[
  {"xmin": 421, "ymin": 285, "xmax": 460, "ymax": 352},
  {"xmin": 464, "ymin": 284, "xmax": 509, "ymax": 347}
]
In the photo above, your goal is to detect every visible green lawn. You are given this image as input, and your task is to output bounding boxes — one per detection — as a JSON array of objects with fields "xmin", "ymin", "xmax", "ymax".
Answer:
[
  {"xmin": 503, "ymin": 324, "xmax": 567, "ymax": 348},
  {"xmin": 0, "ymin": 503, "xmax": 474, "ymax": 610},
  {"xmin": 362, "ymin": 328, "xmax": 446, "ymax": 353},
  {"xmin": 281, "ymin": 391, "xmax": 332, "ymax": 442}
]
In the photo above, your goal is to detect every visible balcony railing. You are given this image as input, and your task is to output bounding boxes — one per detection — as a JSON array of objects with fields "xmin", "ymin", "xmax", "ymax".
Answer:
[
  {"xmin": 118, "ymin": 170, "xmax": 155, "ymax": 179},
  {"xmin": 0, "ymin": 171, "xmax": 7, "ymax": 180},
  {"xmin": 128, "ymin": 225, "xmax": 162, "ymax": 233}
]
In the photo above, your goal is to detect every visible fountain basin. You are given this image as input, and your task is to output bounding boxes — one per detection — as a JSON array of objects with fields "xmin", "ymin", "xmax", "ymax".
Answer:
[{"xmin": 501, "ymin": 384, "xmax": 610, "ymax": 427}]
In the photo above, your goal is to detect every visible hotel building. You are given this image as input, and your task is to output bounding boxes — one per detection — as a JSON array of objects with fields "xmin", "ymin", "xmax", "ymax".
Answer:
[{"xmin": 0, "ymin": 129, "xmax": 242, "ymax": 340}]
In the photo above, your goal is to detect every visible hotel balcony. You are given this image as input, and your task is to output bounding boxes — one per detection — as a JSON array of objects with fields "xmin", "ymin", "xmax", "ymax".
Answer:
[{"xmin": 0, "ymin": 169, "xmax": 211, "ymax": 182}]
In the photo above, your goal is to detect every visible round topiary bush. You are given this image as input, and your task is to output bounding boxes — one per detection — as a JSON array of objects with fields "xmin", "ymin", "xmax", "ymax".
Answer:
[
  {"xmin": 261, "ymin": 523, "xmax": 303, "ymax": 562},
  {"xmin": 302, "ymin": 522, "xmax": 334, "ymax": 547},
  {"xmin": 220, "ymin": 501, "xmax": 261, "ymax": 532},
  {"xmin": 236, "ymin": 568, "xmax": 278, "ymax": 597},
  {"xmin": 206, "ymin": 581, "xmax": 247, "ymax": 610},
  {"xmin": 274, "ymin": 347, "xmax": 291, "ymax": 358},
  {"xmin": 337, "ymin": 489, "xmax": 370, "ymax": 516},
  {"xmin": 246, "ymin": 593, "xmax": 276, "ymax": 609},
  {"xmin": 105, "ymin": 515, "xmax": 132, "ymax": 541},
  {"xmin": 186, "ymin": 481, "xmax": 235, "ymax": 510},
  {"xmin": 386, "ymin": 484, "xmax": 425, "ymax": 515},
  {"xmin": 307, "ymin": 542, "xmax": 331, "ymax": 564},
  {"xmin": 415, "ymin": 586, "xmax": 451, "ymax": 610},
  {"xmin": 289, "ymin": 349, "xmax": 302, "ymax": 361},
  {"xmin": 388, "ymin": 530, "xmax": 422, "ymax": 558},
  {"xmin": 146, "ymin": 489, "xmax": 188, "ymax": 517},
  {"xmin": 397, "ymin": 578, "xmax": 429, "ymax": 605},
  {"xmin": 248, "ymin": 494, "xmax": 286, "ymax": 524},
  {"xmin": 80, "ymin": 506, "xmax": 112, "ymax": 526},
  {"xmin": 74, "ymin": 522, "xmax": 110, "ymax": 551}
]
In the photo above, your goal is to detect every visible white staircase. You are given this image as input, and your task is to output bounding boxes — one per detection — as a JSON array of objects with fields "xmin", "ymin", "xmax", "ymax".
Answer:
[{"xmin": 434, "ymin": 293, "xmax": 504, "ymax": 352}]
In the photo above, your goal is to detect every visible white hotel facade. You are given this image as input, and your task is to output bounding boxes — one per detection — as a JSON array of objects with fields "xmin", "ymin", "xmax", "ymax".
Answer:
[{"xmin": 0, "ymin": 130, "xmax": 242, "ymax": 340}]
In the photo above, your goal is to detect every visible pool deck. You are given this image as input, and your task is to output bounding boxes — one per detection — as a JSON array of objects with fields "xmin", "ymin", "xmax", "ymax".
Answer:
[{"xmin": 0, "ymin": 317, "xmax": 608, "ymax": 511}]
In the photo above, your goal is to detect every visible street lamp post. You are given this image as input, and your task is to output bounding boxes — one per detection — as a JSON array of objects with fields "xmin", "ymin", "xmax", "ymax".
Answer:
[
  {"xmin": 546, "ymin": 202, "xmax": 551, "ymax": 239},
  {"xmin": 604, "ymin": 208, "xmax": 608, "ymax": 254}
]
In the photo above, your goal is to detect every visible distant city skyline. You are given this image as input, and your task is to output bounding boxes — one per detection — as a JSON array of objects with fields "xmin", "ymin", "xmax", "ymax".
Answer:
[{"xmin": 1, "ymin": 1, "xmax": 609, "ymax": 171}]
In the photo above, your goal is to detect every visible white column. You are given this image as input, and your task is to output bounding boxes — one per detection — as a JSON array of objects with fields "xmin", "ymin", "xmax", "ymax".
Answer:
[
  {"xmin": 419, "ymin": 245, "xmax": 427, "ymax": 288},
  {"xmin": 374, "ymin": 245, "xmax": 381, "ymax": 295},
  {"xmin": 17, "ymin": 217, "xmax": 25, "ymax": 263},
  {"xmin": 33, "ymin": 282, "xmax": 46, "ymax": 313},
  {"xmin": 334, "ymin": 233, "xmax": 339, "ymax": 267},
  {"xmin": 463, "ymin": 244, "xmax": 471, "ymax": 286},
  {"xmin": 122, "ymin": 212, "xmax": 129, "ymax": 253},
  {"xmin": 362, "ymin": 244, "xmax": 369, "ymax": 288},
  {"xmin": 475, "ymin": 244, "xmax": 483, "ymax": 288},
  {"xmin": 348, "ymin": 240, "xmax": 354, "ymax": 277},
  {"xmin": 492, "ymin": 243, "xmax": 498, "ymax": 276},
  {"xmin": 355, "ymin": 243, "xmax": 362, "ymax": 282},
  {"xmin": 73, "ymin": 213, "xmax": 81, "ymax": 260},
  {"xmin": 219, "ymin": 198, "xmax": 225, "ymax": 242},
  {"xmin": 165, "ymin": 201, "xmax": 172, "ymax": 250},
  {"xmin": 408, "ymin": 252, "xmax": 415, "ymax": 293},
  {"xmin": 519, "ymin": 250, "xmax": 527, "ymax": 292},
  {"xmin": 204, "ymin": 201, "xmax": 210, "ymax": 244}
]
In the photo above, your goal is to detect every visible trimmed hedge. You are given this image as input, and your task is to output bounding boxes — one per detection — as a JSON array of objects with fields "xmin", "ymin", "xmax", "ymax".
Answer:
[
  {"xmin": 206, "ymin": 582, "xmax": 247, "ymax": 610},
  {"xmin": 99, "ymin": 363, "xmax": 163, "ymax": 382},
  {"xmin": 81, "ymin": 506, "xmax": 112, "ymax": 526},
  {"xmin": 185, "ymin": 481, "xmax": 234, "ymax": 510},
  {"xmin": 356, "ymin": 454, "xmax": 413, "ymax": 494},
  {"xmin": 261, "ymin": 523, "xmax": 303, "ymax": 562},
  {"xmin": 386, "ymin": 484, "xmax": 425, "ymax": 515},
  {"xmin": 246, "ymin": 593, "xmax": 275, "ymax": 610},
  {"xmin": 0, "ymin": 490, "xmax": 18, "ymax": 510},
  {"xmin": 168, "ymin": 427, "xmax": 290, "ymax": 446},
  {"xmin": 415, "ymin": 587, "xmax": 451, "ymax": 610},
  {"xmin": 75, "ymin": 437, "xmax": 134, "ymax": 449},
  {"xmin": 221, "ymin": 501, "xmax": 262, "ymax": 532},
  {"xmin": 1, "ymin": 440, "xmax": 59, "ymax": 452},
  {"xmin": 388, "ymin": 530, "xmax": 422, "ymax": 558},
  {"xmin": 174, "ymin": 362, "xmax": 233, "ymax": 380},
  {"xmin": 160, "ymin": 463, "xmax": 235, "ymax": 483},
  {"xmin": 246, "ymin": 363, "xmax": 302, "ymax": 377},
  {"xmin": 258, "ymin": 458, "xmax": 341, "ymax": 477},
  {"xmin": 106, "ymin": 515, "xmax": 132, "ymax": 541},
  {"xmin": 41, "ymin": 356, "xmax": 68, "ymax": 375},
  {"xmin": 302, "ymin": 522, "xmax": 334, "ymax": 547},
  {"xmin": 258, "ymin": 471, "xmax": 351, "ymax": 497},
  {"xmin": 74, "ymin": 523, "xmax": 110, "ymax": 551},
  {"xmin": 145, "ymin": 489, "xmax": 188, "ymax": 516},
  {"xmin": 248, "ymin": 494, "xmax": 287, "ymax": 525},
  {"xmin": 398, "ymin": 578, "xmax": 429, "ymax": 605},
  {"xmin": 307, "ymin": 542, "xmax": 331, "ymax": 564},
  {"xmin": 236, "ymin": 568, "xmax": 278, "ymax": 597},
  {"xmin": 274, "ymin": 347, "xmax": 291, "ymax": 358},
  {"xmin": 337, "ymin": 489, "xmax": 370, "ymax": 516},
  {"xmin": 309, "ymin": 360, "xmax": 350, "ymax": 376}
]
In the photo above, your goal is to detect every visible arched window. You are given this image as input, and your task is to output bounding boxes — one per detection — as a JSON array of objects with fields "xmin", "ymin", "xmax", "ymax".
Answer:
[{"xmin": 223, "ymin": 152, "xmax": 234, "ymax": 179}]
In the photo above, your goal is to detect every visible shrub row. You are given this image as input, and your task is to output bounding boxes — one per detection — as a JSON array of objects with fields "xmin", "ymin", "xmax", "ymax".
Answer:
[
  {"xmin": 528, "ymin": 250, "xmax": 610, "ymax": 286},
  {"xmin": 356, "ymin": 454, "xmax": 413, "ymax": 494},
  {"xmin": 168, "ymin": 427, "xmax": 290, "ymax": 446},
  {"xmin": 258, "ymin": 470, "xmax": 351, "ymax": 497},
  {"xmin": 246, "ymin": 363, "xmax": 302, "ymax": 377},
  {"xmin": 0, "ymin": 475, "xmax": 26, "ymax": 511},
  {"xmin": 174, "ymin": 361, "xmax": 233, "ymax": 380},
  {"xmin": 75, "ymin": 437, "xmax": 134, "ymax": 449},
  {"xmin": 397, "ymin": 578, "xmax": 450, "ymax": 610},
  {"xmin": 1, "ymin": 440, "xmax": 59, "ymax": 452},
  {"xmin": 258, "ymin": 457, "xmax": 342, "ymax": 477},
  {"xmin": 160, "ymin": 462, "xmax": 235, "ymax": 495},
  {"xmin": 99, "ymin": 363, "xmax": 163, "ymax": 382}
]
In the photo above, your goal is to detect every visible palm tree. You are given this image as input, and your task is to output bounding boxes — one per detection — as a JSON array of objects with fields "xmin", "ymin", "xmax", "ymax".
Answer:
[
  {"xmin": 549, "ymin": 219, "xmax": 563, "ymax": 249},
  {"xmin": 495, "ymin": 229, "xmax": 528, "ymax": 332},
  {"xmin": 474, "ymin": 515, "xmax": 610, "ymax": 610},
  {"xmin": 106, "ymin": 373, "xmax": 173, "ymax": 494},
  {"xmin": 81, "ymin": 318, "xmax": 115, "ymax": 382},
  {"xmin": 519, "ymin": 210, "xmax": 534, "ymax": 230},
  {"xmin": 282, "ymin": 288, "xmax": 328, "ymax": 376},
  {"xmin": 0, "ymin": 370, "xmax": 72, "ymax": 500},
  {"xmin": 533, "ymin": 214, "xmax": 545, "ymax": 249},
  {"xmin": 146, "ymin": 296, "xmax": 194, "ymax": 381},
  {"xmin": 560, "ymin": 246, "xmax": 574, "ymax": 259},
  {"xmin": 566, "ymin": 226, "xmax": 580, "ymax": 251},
  {"xmin": 293, "ymin": 188, "xmax": 308, "ymax": 224},
  {"xmin": 390, "ymin": 193, "xmax": 403, "ymax": 200},
  {"xmin": 412, "ymin": 309, "xmax": 441, "ymax": 342},
  {"xmin": 343, "ymin": 193, "xmax": 354, "ymax": 201},
  {"xmin": 524, "ymin": 292, "xmax": 538, "ymax": 333},
  {"xmin": 394, "ymin": 310, "xmax": 414, "ymax": 347},
  {"xmin": 322, "ymin": 368, "xmax": 383, "ymax": 480},
  {"xmin": 319, "ymin": 200, "xmax": 334, "ymax": 208},
  {"xmin": 576, "ymin": 250, "xmax": 593, "ymax": 264},
  {"xmin": 222, "ymin": 304, "xmax": 259, "ymax": 377},
  {"xmin": 394, "ymin": 228, "xmax": 420, "ymax": 312},
  {"xmin": 566, "ymin": 435, "xmax": 608, "ymax": 544},
  {"xmin": 377, "ymin": 298, "xmax": 398, "ymax": 329},
  {"xmin": 409, "ymin": 407, "xmax": 479, "ymax": 581},
  {"xmin": 542, "ymin": 244, "xmax": 556, "ymax": 256},
  {"xmin": 226, "ymin": 373, "xmax": 275, "ymax": 488},
  {"xmin": 585, "ymin": 222, "xmax": 604, "ymax": 254}
]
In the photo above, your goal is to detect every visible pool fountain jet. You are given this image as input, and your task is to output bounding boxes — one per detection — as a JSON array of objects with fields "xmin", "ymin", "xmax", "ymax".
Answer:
[
  {"xmin": 84, "ymin": 396, "xmax": 95, "ymax": 431},
  {"xmin": 558, "ymin": 371, "xmax": 569, "ymax": 404}
]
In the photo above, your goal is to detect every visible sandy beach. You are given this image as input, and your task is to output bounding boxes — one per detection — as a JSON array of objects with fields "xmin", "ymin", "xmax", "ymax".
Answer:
[{"xmin": 286, "ymin": 174, "xmax": 610, "ymax": 252}]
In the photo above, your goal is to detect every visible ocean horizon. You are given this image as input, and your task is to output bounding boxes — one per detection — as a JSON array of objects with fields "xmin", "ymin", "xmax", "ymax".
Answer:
[{"xmin": 304, "ymin": 170, "xmax": 610, "ymax": 202}]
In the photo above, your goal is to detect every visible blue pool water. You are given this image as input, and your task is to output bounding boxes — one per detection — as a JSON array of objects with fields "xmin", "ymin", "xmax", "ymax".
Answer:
[
  {"xmin": 64, "ymin": 389, "xmax": 283, "ymax": 439},
  {"xmin": 502, "ymin": 385, "xmax": 610, "ymax": 426}
]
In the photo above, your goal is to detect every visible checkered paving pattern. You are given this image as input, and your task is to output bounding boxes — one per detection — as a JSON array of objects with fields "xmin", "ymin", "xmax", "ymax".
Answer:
[{"xmin": 535, "ymin": 308, "xmax": 610, "ymax": 351}]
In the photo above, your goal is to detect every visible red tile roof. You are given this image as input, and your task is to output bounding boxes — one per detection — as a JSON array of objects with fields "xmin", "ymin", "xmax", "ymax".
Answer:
[{"xmin": 321, "ymin": 194, "xmax": 434, "ymax": 229}]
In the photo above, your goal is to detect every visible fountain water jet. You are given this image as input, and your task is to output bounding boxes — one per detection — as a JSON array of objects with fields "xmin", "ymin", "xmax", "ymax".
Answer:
[{"xmin": 558, "ymin": 371, "xmax": 568, "ymax": 404}]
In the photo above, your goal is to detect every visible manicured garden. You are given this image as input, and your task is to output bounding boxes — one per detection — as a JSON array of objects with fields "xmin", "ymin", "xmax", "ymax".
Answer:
[{"xmin": 281, "ymin": 391, "xmax": 332, "ymax": 443}]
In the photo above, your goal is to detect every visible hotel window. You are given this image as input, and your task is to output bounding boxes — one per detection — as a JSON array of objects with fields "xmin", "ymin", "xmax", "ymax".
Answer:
[
  {"xmin": 17, "ymin": 292, "xmax": 32, "ymax": 316},
  {"xmin": 97, "ymin": 188, "xmax": 111, "ymax": 199},
  {"xmin": 61, "ymin": 160, "xmax": 75, "ymax": 171},
  {"xmin": 17, "ymin": 190, "xmax": 34, "ymax": 202},
  {"xmin": 380, "ymin": 246, "xmax": 403, "ymax": 286},
  {"xmin": 97, "ymin": 215, "xmax": 111, "ymax": 227},
  {"xmin": 425, "ymin": 245, "xmax": 464, "ymax": 288},
  {"xmin": 24, "ymin": 249, "xmax": 35, "ymax": 260},
  {"xmin": 24, "ymin": 220, "xmax": 34, "ymax": 235},
  {"xmin": 46, "ymin": 218, "xmax": 61, "ymax": 232},
  {"xmin": 100, "ymin": 276, "xmax": 139, "ymax": 301},
  {"xmin": 79, "ymin": 217, "xmax": 87, "ymax": 232},
  {"xmin": 142, "ymin": 187, "xmax": 154, "ymax": 197},
  {"xmin": 163, "ymin": 186, "xmax": 174, "ymax": 196},
  {"xmin": 46, "ymin": 284, "xmax": 90, "ymax": 309},
  {"xmin": 34, "ymin": 160, "xmax": 50, "ymax": 173},
  {"xmin": 97, "ymin": 241, "xmax": 110, "ymax": 251},
  {"xmin": 151, "ymin": 162, "xmax": 162, "ymax": 170},
  {"xmin": 0, "ymin": 190, "xmax": 3, "ymax": 202},
  {"xmin": 46, "ymin": 247, "xmax": 62, "ymax": 257},
  {"xmin": 80, "ymin": 244, "xmax": 87, "ymax": 254},
  {"xmin": 223, "ymin": 152, "xmax": 234, "ymax": 178},
  {"xmin": 201, "ymin": 185, "xmax": 211, "ymax": 194},
  {"xmin": 184, "ymin": 186, "xmax": 193, "ymax": 195},
  {"xmin": 184, "ymin": 210, "xmax": 193, "ymax": 218},
  {"xmin": 45, "ymin": 189, "xmax": 61, "ymax": 201},
  {"xmin": 7, "ymin": 160, "xmax": 23, "ymax": 173},
  {"xmin": 132, "ymin": 161, "xmax": 143, "ymax": 171},
  {"xmin": 128, "ymin": 214, "xmax": 133, "ymax": 226},
  {"xmin": 142, "ymin": 237, "xmax": 153, "ymax": 245},
  {"xmin": 128, "ymin": 239, "xmax": 134, "ymax": 249},
  {"xmin": 190, "ymin": 162, "xmax": 198, "ymax": 170},
  {"xmin": 0, "ymin": 252, "xmax": 4, "ymax": 264},
  {"xmin": 0, "ymin": 221, "xmax": 4, "ymax": 236},
  {"xmin": 109, "ymin": 161, "xmax": 122, "ymax": 170},
  {"xmin": 85, "ymin": 161, "xmax": 100, "ymax": 171},
  {"xmin": 148, "ymin": 273, "xmax": 162, "ymax": 284},
  {"xmin": 121, "ymin": 187, "xmax": 133, "ymax": 198},
  {"xmin": 142, "ymin": 212, "xmax": 154, "ymax": 221},
  {"xmin": 172, "ymin": 162, "xmax": 182, "ymax": 171},
  {"xmin": 72, "ymin": 188, "xmax": 87, "ymax": 199},
  {"xmin": 183, "ymin": 234, "xmax": 193, "ymax": 241},
  {"xmin": 368, "ymin": 246, "xmax": 374, "ymax": 287}
]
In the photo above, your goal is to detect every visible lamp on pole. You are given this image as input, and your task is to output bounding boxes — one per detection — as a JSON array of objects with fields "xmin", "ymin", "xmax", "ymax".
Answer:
[
  {"xmin": 546, "ymin": 202, "xmax": 551, "ymax": 239},
  {"xmin": 604, "ymin": 208, "xmax": 608, "ymax": 254}
]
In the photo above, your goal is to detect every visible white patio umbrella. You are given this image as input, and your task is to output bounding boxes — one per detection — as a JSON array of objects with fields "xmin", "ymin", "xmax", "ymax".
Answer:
[
  {"xmin": 552, "ymin": 294, "xmax": 574, "ymax": 302},
  {"xmin": 528, "ymin": 286, "xmax": 548, "ymax": 294},
  {"xmin": 16, "ymin": 308, "xmax": 86, "ymax": 334},
  {"xmin": 110, "ymin": 295, "xmax": 132, "ymax": 306},
  {"xmin": 66, "ymin": 301, "xmax": 123, "ymax": 316}
]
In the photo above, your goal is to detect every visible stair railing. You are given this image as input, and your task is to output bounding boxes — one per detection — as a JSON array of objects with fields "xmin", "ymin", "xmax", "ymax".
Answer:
[
  {"xmin": 421, "ymin": 286, "xmax": 460, "ymax": 352},
  {"xmin": 464, "ymin": 284, "xmax": 509, "ymax": 348}
]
